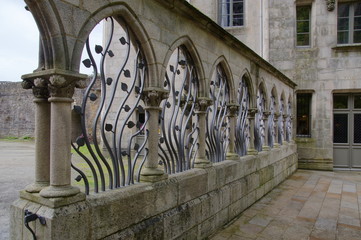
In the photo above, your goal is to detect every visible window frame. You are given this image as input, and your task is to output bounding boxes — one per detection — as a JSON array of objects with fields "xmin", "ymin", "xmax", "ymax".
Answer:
[
  {"xmin": 296, "ymin": 5, "xmax": 312, "ymax": 47},
  {"xmin": 337, "ymin": 1, "xmax": 361, "ymax": 45},
  {"xmin": 296, "ymin": 92, "xmax": 312, "ymax": 137},
  {"xmin": 218, "ymin": 0, "xmax": 245, "ymax": 28}
]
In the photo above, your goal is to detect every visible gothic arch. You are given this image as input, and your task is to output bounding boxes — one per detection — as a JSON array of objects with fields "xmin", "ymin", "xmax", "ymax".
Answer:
[
  {"xmin": 72, "ymin": 4, "xmax": 158, "ymax": 85},
  {"xmin": 240, "ymin": 69, "xmax": 255, "ymax": 108},
  {"xmin": 258, "ymin": 79, "xmax": 268, "ymax": 111},
  {"xmin": 209, "ymin": 56, "xmax": 236, "ymax": 103},
  {"xmin": 162, "ymin": 36, "xmax": 206, "ymax": 95}
]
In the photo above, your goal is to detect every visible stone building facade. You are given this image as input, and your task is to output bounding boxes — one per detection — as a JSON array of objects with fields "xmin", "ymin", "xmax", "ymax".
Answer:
[{"xmin": 191, "ymin": 0, "xmax": 361, "ymax": 170}]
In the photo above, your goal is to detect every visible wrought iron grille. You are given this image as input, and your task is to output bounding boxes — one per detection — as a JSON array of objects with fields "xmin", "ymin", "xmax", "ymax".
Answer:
[
  {"xmin": 158, "ymin": 47, "xmax": 199, "ymax": 174},
  {"xmin": 71, "ymin": 17, "xmax": 149, "ymax": 194},
  {"xmin": 278, "ymin": 98, "xmax": 284, "ymax": 144},
  {"xmin": 268, "ymin": 95, "xmax": 275, "ymax": 148},
  {"xmin": 206, "ymin": 66, "xmax": 229, "ymax": 163},
  {"xmin": 255, "ymin": 89, "xmax": 265, "ymax": 151},
  {"xmin": 235, "ymin": 77, "xmax": 250, "ymax": 156}
]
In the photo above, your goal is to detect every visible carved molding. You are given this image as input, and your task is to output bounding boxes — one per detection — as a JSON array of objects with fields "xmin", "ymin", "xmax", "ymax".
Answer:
[
  {"xmin": 48, "ymin": 75, "xmax": 75, "ymax": 98},
  {"xmin": 142, "ymin": 88, "xmax": 169, "ymax": 107},
  {"xmin": 326, "ymin": 0, "xmax": 335, "ymax": 11},
  {"xmin": 195, "ymin": 97, "xmax": 212, "ymax": 112}
]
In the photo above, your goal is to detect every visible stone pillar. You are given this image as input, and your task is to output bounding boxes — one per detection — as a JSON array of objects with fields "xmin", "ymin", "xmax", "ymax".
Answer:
[
  {"xmin": 23, "ymin": 78, "xmax": 51, "ymax": 193},
  {"xmin": 262, "ymin": 111, "xmax": 270, "ymax": 151},
  {"xmin": 194, "ymin": 97, "xmax": 212, "ymax": 168},
  {"xmin": 283, "ymin": 114, "xmax": 288, "ymax": 144},
  {"xmin": 226, "ymin": 103, "xmax": 239, "ymax": 159},
  {"xmin": 140, "ymin": 88, "xmax": 168, "ymax": 182},
  {"xmin": 274, "ymin": 113, "xmax": 280, "ymax": 148},
  {"xmin": 40, "ymin": 75, "xmax": 82, "ymax": 198},
  {"xmin": 247, "ymin": 108, "xmax": 258, "ymax": 155}
]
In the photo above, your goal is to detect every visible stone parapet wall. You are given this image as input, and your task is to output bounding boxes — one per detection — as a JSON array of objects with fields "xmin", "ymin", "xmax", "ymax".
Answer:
[{"xmin": 12, "ymin": 144, "xmax": 297, "ymax": 239}]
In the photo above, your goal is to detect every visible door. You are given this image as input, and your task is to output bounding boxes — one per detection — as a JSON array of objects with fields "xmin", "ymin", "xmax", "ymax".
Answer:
[{"xmin": 333, "ymin": 94, "xmax": 361, "ymax": 169}]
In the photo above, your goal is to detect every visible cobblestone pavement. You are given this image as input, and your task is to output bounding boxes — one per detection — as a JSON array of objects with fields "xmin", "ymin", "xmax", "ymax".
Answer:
[
  {"xmin": 211, "ymin": 169, "xmax": 361, "ymax": 240},
  {"xmin": 0, "ymin": 140, "xmax": 35, "ymax": 240}
]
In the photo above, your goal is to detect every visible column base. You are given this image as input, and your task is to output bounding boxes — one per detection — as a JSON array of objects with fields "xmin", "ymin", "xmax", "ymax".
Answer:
[
  {"xmin": 226, "ymin": 153, "xmax": 239, "ymax": 160},
  {"xmin": 25, "ymin": 181, "xmax": 49, "ymax": 193},
  {"xmin": 20, "ymin": 190, "xmax": 85, "ymax": 208},
  {"xmin": 194, "ymin": 158, "xmax": 212, "ymax": 168},
  {"xmin": 274, "ymin": 143, "xmax": 280, "ymax": 148},
  {"xmin": 261, "ymin": 145, "xmax": 270, "ymax": 151},
  {"xmin": 140, "ymin": 167, "xmax": 168, "ymax": 182},
  {"xmin": 39, "ymin": 185, "xmax": 80, "ymax": 198},
  {"xmin": 247, "ymin": 148, "xmax": 258, "ymax": 155}
]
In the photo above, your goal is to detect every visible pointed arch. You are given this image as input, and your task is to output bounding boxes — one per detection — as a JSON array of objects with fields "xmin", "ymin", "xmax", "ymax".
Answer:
[
  {"xmin": 162, "ymin": 36, "xmax": 206, "ymax": 96},
  {"xmin": 73, "ymin": 3, "xmax": 158, "ymax": 85},
  {"xmin": 240, "ymin": 69, "xmax": 255, "ymax": 108},
  {"xmin": 209, "ymin": 56, "xmax": 235, "ymax": 103}
]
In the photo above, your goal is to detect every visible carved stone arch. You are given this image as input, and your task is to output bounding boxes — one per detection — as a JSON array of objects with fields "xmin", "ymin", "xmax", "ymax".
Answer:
[
  {"xmin": 72, "ymin": 4, "xmax": 158, "ymax": 86},
  {"xmin": 271, "ymin": 85, "xmax": 279, "ymax": 112},
  {"xmin": 240, "ymin": 69, "xmax": 255, "ymax": 108},
  {"xmin": 162, "ymin": 36, "xmax": 206, "ymax": 96},
  {"xmin": 209, "ymin": 56, "xmax": 235, "ymax": 103},
  {"xmin": 258, "ymin": 79, "xmax": 268, "ymax": 112},
  {"xmin": 24, "ymin": 0, "xmax": 67, "ymax": 70}
]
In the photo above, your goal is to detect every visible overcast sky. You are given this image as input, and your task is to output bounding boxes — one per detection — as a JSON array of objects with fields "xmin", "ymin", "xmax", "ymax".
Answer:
[{"xmin": 1, "ymin": 0, "xmax": 102, "ymax": 82}]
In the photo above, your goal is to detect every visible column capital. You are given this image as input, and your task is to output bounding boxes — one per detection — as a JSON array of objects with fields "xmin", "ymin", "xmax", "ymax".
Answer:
[
  {"xmin": 227, "ymin": 103, "xmax": 239, "ymax": 117},
  {"xmin": 248, "ymin": 108, "xmax": 258, "ymax": 117},
  {"xmin": 263, "ymin": 111, "xmax": 271, "ymax": 117},
  {"xmin": 22, "ymin": 78, "xmax": 50, "ymax": 99},
  {"xmin": 195, "ymin": 97, "xmax": 212, "ymax": 113},
  {"xmin": 142, "ymin": 87, "xmax": 169, "ymax": 107}
]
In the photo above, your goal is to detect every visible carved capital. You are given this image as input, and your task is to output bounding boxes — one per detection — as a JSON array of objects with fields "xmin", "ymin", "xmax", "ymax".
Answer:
[
  {"xmin": 326, "ymin": 0, "xmax": 335, "ymax": 11},
  {"xmin": 33, "ymin": 78, "xmax": 49, "ymax": 98},
  {"xmin": 48, "ymin": 75, "xmax": 75, "ymax": 98},
  {"xmin": 195, "ymin": 97, "xmax": 212, "ymax": 112},
  {"xmin": 227, "ymin": 103, "xmax": 239, "ymax": 117},
  {"xmin": 248, "ymin": 108, "xmax": 258, "ymax": 117},
  {"xmin": 142, "ymin": 88, "xmax": 169, "ymax": 107}
]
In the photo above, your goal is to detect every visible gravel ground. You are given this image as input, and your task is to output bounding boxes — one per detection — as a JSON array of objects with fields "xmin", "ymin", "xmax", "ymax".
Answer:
[{"xmin": 0, "ymin": 140, "xmax": 35, "ymax": 240}]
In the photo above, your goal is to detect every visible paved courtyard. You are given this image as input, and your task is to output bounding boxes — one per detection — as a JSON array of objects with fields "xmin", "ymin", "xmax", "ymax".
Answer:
[
  {"xmin": 1, "ymin": 141, "xmax": 361, "ymax": 240},
  {"xmin": 211, "ymin": 169, "xmax": 361, "ymax": 240}
]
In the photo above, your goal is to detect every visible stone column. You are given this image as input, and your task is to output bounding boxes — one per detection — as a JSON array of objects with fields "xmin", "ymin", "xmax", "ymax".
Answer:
[
  {"xmin": 40, "ymin": 75, "xmax": 82, "ymax": 198},
  {"xmin": 194, "ymin": 97, "xmax": 212, "ymax": 168},
  {"xmin": 226, "ymin": 103, "xmax": 239, "ymax": 159},
  {"xmin": 247, "ymin": 108, "xmax": 258, "ymax": 155},
  {"xmin": 262, "ymin": 111, "xmax": 270, "ymax": 151},
  {"xmin": 283, "ymin": 114, "xmax": 288, "ymax": 144},
  {"xmin": 22, "ymin": 78, "xmax": 51, "ymax": 193},
  {"xmin": 140, "ymin": 88, "xmax": 169, "ymax": 182},
  {"xmin": 274, "ymin": 113, "xmax": 280, "ymax": 148}
]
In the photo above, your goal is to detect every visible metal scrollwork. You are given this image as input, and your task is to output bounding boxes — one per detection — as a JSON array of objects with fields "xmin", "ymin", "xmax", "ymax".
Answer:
[
  {"xmin": 71, "ymin": 17, "xmax": 149, "ymax": 194},
  {"xmin": 206, "ymin": 66, "xmax": 229, "ymax": 163},
  {"xmin": 158, "ymin": 47, "xmax": 199, "ymax": 174},
  {"xmin": 235, "ymin": 77, "xmax": 250, "ymax": 156},
  {"xmin": 268, "ymin": 95, "xmax": 275, "ymax": 148},
  {"xmin": 255, "ymin": 89, "xmax": 265, "ymax": 151}
]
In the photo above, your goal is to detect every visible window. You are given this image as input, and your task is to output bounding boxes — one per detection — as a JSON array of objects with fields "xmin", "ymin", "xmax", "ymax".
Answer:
[
  {"xmin": 219, "ymin": 0, "xmax": 244, "ymax": 27},
  {"xmin": 297, "ymin": 93, "xmax": 312, "ymax": 137},
  {"xmin": 296, "ymin": 6, "xmax": 311, "ymax": 46},
  {"xmin": 337, "ymin": 2, "xmax": 361, "ymax": 44}
]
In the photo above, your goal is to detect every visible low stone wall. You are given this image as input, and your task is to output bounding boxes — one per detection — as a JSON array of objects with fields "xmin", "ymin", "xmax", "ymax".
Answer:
[{"xmin": 11, "ymin": 144, "xmax": 297, "ymax": 239}]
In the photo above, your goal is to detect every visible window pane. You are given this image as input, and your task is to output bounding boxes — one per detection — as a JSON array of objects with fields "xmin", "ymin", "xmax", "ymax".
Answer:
[
  {"xmin": 233, "ymin": 17, "xmax": 243, "ymax": 26},
  {"xmin": 297, "ymin": 6, "xmax": 310, "ymax": 20},
  {"xmin": 334, "ymin": 95, "xmax": 348, "ymax": 109},
  {"xmin": 334, "ymin": 114, "xmax": 348, "ymax": 143},
  {"xmin": 354, "ymin": 95, "xmax": 361, "ymax": 108},
  {"xmin": 354, "ymin": 17, "xmax": 361, "ymax": 29},
  {"xmin": 297, "ymin": 21, "xmax": 310, "ymax": 33},
  {"xmin": 354, "ymin": 30, "xmax": 361, "ymax": 43},
  {"xmin": 297, "ymin": 33, "xmax": 310, "ymax": 46},
  {"xmin": 338, "ymin": 31, "xmax": 349, "ymax": 44},
  {"xmin": 233, "ymin": 2, "xmax": 243, "ymax": 14},
  {"xmin": 355, "ymin": 3, "xmax": 361, "ymax": 16},
  {"xmin": 338, "ymin": 4, "xmax": 350, "ymax": 18},
  {"xmin": 354, "ymin": 114, "xmax": 361, "ymax": 143},
  {"xmin": 338, "ymin": 18, "xmax": 349, "ymax": 31},
  {"xmin": 297, "ymin": 93, "xmax": 311, "ymax": 136}
]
